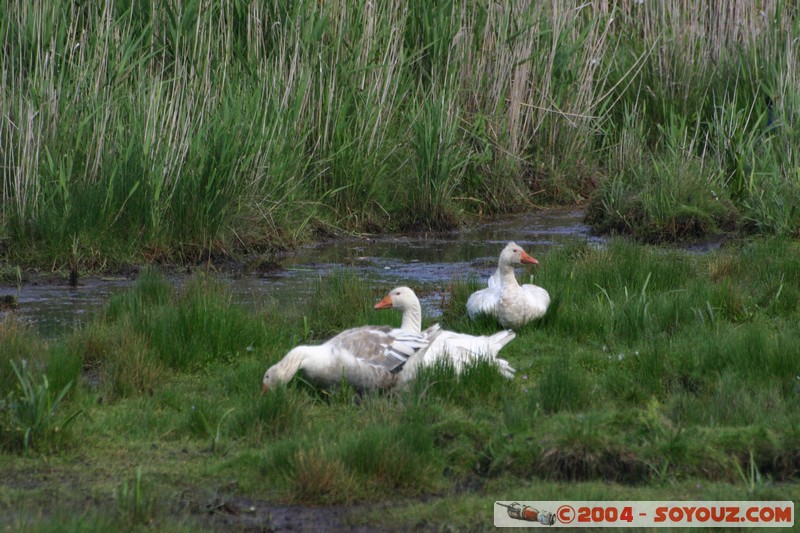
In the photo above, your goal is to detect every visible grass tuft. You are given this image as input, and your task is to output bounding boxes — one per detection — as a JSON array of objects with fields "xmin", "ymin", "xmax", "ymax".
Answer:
[
  {"xmin": 289, "ymin": 448, "xmax": 356, "ymax": 505},
  {"xmin": 338, "ymin": 422, "xmax": 439, "ymax": 492},
  {"xmin": 535, "ymin": 358, "xmax": 591, "ymax": 414},
  {"xmin": 113, "ymin": 467, "xmax": 161, "ymax": 527},
  {"xmin": 1, "ymin": 360, "xmax": 82, "ymax": 453},
  {"xmin": 407, "ymin": 357, "xmax": 509, "ymax": 406}
]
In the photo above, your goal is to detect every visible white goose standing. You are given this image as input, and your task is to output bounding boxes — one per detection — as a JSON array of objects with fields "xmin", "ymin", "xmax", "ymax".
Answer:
[
  {"xmin": 466, "ymin": 242, "xmax": 550, "ymax": 328},
  {"xmin": 261, "ymin": 319, "xmax": 441, "ymax": 394},
  {"xmin": 374, "ymin": 287, "xmax": 516, "ymax": 382}
]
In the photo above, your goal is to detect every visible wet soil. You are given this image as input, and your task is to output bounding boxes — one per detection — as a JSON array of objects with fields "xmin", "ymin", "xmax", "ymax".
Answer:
[
  {"xmin": 194, "ymin": 496, "xmax": 393, "ymax": 532},
  {"xmin": 0, "ymin": 466, "xmax": 448, "ymax": 532}
]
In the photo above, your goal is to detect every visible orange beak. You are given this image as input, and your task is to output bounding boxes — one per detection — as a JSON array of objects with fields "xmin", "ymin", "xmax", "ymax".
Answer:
[
  {"xmin": 374, "ymin": 294, "xmax": 393, "ymax": 310},
  {"xmin": 521, "ymin": 251, "xmax": 539, "ymax": 265},
  {"xmin": 261, "ymin": 383, "xmax": 268, "ymax": 395}
]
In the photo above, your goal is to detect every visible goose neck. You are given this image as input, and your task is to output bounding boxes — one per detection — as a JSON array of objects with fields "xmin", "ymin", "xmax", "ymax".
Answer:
[
  {"xmin": 498, "ymin": 264, "xmax": 519, "ymax": 287},
  {"xmin": 400, "ymin": 303, "xmax": 423, "ymax": 333}
]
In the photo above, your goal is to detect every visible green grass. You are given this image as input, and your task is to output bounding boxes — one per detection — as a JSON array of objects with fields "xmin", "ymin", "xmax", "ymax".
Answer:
[
  {"xmin": 0, "ymin": 360, "xmax": 82, "ymax": 453},
  {"xmin": 2, "ymin": 239, "xmax": 800, "ymax": 530},
  {"xmin": 586, "ymin": 156, "xmax": 742, "ymax": 242},
  {"xmin": 2, "ymin": 1, "xmax": 800, "ymax": 272}
]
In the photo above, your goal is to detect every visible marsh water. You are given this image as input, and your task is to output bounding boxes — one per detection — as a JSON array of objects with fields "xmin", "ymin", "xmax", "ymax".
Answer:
[{"xmin": 2, "ymin": 209, "xmax": 600, "ymax": 337}]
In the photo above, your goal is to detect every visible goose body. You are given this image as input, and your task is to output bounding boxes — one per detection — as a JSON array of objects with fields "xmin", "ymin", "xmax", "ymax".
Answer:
[
  {"xmin": 399, "ymin": 329, "xmax": 516, "ymax": 383},
  {"xmin": 374, "ymin": 287, "xmax": 516, "ymax": 382},
  {"xmin": 466, "ymin": 242, "xmax": 550, "ymax": 328},
  {"xmin": 262, "ymin": 323, "xmax": 440, "ymax": 393}
]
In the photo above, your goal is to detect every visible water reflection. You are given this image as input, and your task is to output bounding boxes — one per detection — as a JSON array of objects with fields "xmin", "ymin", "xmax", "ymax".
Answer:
[{"xmin": 1, "ymin": 209, "xmax": 597, "ymax": 337}]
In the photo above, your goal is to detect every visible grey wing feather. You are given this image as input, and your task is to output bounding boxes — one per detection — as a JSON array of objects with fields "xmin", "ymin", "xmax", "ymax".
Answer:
[{"xmin": 327, "ymin": 326, "xmax": 431, "ymax": 373}]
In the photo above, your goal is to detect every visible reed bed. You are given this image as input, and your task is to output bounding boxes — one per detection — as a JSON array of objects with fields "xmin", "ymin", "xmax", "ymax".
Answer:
[{"xmin": 1, "ymin": 1, "xmax": 798, "ymax": 266}]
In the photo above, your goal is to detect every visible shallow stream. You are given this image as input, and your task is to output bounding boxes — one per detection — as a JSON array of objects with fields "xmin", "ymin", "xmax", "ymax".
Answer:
[{"xmin": 1, "ymin": 209, "xmax": 599, "ymax": 337}]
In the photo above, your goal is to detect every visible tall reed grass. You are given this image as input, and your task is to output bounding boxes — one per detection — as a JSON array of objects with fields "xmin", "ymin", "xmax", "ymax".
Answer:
[{"xmin": 2, "ymin": 1, "xmax": 796, "ymax": 264}]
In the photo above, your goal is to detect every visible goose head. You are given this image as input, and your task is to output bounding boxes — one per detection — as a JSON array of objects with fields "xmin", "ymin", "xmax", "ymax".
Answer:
[
  {"xmin": 262, "ymin": 346, "xmax": 309, "ymax": 394},
  {"xmin": 374, "ymin": 286, "xmax": 419, "ymax": 311},
  {"xmin": 262, "ymin": 368, "xmax": 277, "ymax": 394},
  {"xmin": 262, "ymin": 364, "xmax": 289, "ymax": 394},
  {"xmin": 499, "ymin": 242, "xmax": 539, "ymax": 267},
  {"xmin": 374, "ymin": 286, "xmax": 423, "ymax": 332}
]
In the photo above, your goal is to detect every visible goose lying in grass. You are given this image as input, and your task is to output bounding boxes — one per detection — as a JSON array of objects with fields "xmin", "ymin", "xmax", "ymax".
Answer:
[
  {"xmin": 374, "ymin": 286, "xmax": 516, "ymax": 382},
  {"xmin": 261, "ymin": 321, "xmax": 441, "ymax": 394},
  {"xmin": 466, "ymin": 241, "xmax": 550, "ymax": 329}
]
